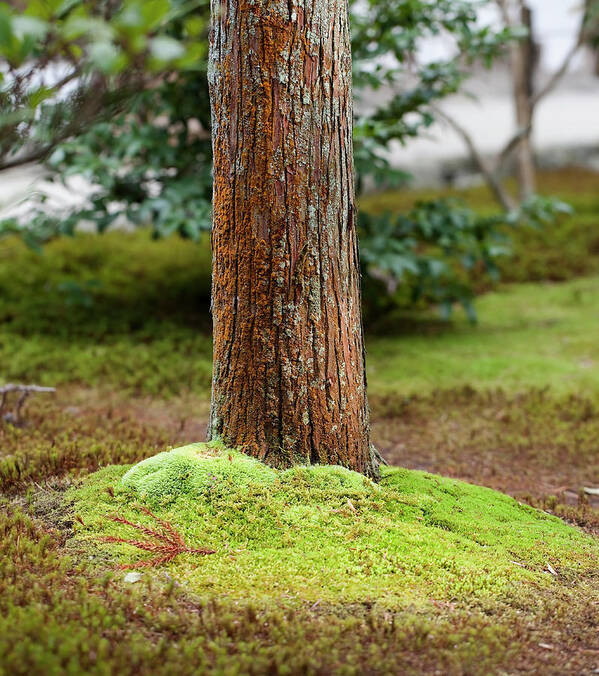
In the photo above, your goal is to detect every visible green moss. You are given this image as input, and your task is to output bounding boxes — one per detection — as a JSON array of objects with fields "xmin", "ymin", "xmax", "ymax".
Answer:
[
  {"xmin": 367, "ymin": 276, "xmax": 599, "ymax": 396},
  {"xmin": 121, "ymin": 443, "xmax": 277, "ymax": 501},
  {"xmin": 360, "ymin": 167, "xmax": 599, "ymax": 218},
  {"xmin": 3, "ymin": 165, "xmax": 599, "ymax": 672},
  {"xmin": 71, "ymin": 445, "xmax": 599, "ymax": 607},
  {"xmin": 0, "ymin": 391, "xmax": 192, "ymax": 493},
  {"xmin": 0, "ymin": 504, "xmax": 547, "ymax": 676},
  {"xmin": 0, "ymin": 230, "xmax": 213, "ymax": 395}
]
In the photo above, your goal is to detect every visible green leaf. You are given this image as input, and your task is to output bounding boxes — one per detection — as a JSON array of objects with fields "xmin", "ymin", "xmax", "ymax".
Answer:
[
  {"xmin": 0, "ymin": 5, "xmax": 13, "ymax": 48},
  {"xmin": 184, "ymin": 15, "xmax": 206, "ymax": 37},
  {"xmin": 141, "ymin": 0, "xmax": 171, "ymax": 29},
  {"xmin": 116, "ymin": 1, "xmax": 142, "ymax": 29},
  {"xmin": 56, "ymin": 0, "xmax": 83, "ymax": 18},
  {"xmin": 24, "ymin": 0, "xmax": 62, "ymax": 20},
  {"xmin": 28, "ymin": 86, "xmax": 55, "ymax": 107},
  {"xmin": 48, "ymin": 147, "xmax": 66, "ymax": 165},
  {"xmin": 176, "ymin": 42, "xmax": 205, "ymax": 69},
  {"xmin": 62, "ymin": 15, "xmax": 114, "ymax": 41}
]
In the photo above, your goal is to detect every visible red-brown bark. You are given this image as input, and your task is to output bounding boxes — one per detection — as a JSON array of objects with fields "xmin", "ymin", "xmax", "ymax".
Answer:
[{"xmin": 207, "ymin": 0, "xmax": 377, "ymax": 477}]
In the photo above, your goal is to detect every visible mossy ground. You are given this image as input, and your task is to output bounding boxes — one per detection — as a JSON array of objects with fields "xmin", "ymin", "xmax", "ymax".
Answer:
[
  {"xmin": 72, "ymin": 443, "xmax": 599, "ymax": 604},
  {"xmin": 6, "ymin": 503, "xmax": 584, "ymax": 676},
  {"xmin": 2, "ymin": 168, "xmax": 599, "ymax": 673}
]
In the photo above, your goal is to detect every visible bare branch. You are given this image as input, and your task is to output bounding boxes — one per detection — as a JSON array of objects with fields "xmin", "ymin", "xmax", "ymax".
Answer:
[
  {"xmin": 0, "ymin": 384, "xmax": 56, "ymax": 394},
  {"xmin": 431, "ymin": 104, "xmax": 517, "ymax": 212},
  {"xmin": 495, "ymin": 124, "xmax": 533, "ymax": 171},
  {"xmin": 494, "ymin": 0, "xmax": 512, "ymax": 26},
  {"xmin": 530, "ymin": 40, "xmax": 582, "ymax": 109},
  {"xmin": 0, "ymin": 149, "xmax": 55, "ymax": 172},
  {"xmin": 0, "ymin": 72, "xmax": 138, "ymax": 174},
  {"xmin": 0, "ymin": 384, "xmax": 56, "ymax": 424}
]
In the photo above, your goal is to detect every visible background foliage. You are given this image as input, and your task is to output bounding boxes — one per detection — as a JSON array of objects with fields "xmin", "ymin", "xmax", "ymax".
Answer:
[{"xmin": 0, "ymin": 0, "xmax": 568, "ymax": 317}]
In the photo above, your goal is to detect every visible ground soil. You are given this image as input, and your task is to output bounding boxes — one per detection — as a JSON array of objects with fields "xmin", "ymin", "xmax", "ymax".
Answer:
[{"xmin": 5, "ymin": 385, "xmax": 599, "ymax": 674}]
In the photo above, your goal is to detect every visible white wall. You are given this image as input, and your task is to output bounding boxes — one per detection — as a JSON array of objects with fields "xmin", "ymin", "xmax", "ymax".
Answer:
[{"xmin": 527, "ymin": 0, "xmax": 587, "ymax": 71}]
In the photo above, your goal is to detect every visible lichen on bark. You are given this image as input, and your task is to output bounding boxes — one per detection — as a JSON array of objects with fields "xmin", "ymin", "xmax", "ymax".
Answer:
[{"xmin": 208, "ymin": 0, "xmax": 378, "ymax": 478}]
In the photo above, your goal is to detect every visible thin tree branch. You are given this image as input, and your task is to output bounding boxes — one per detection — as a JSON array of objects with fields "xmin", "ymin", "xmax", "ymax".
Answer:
[
  {"xmin": 530, "ymin": 39, "xmax": 582, "ymax": 109},
  {"xmin": 494, "ymin": 0, "xmax": 512, "ymax": 27},
  {"xmin": 0, "ymin": 148, "xmax": 55, "ymax": 172},
  {"xmin": 495, "ymin": 123, "xmax": 533, "ymax": 171},
  {"xmin": 495, "ymin": 0, "xmax": 582, "ymax": 111},
  {"xmin": 431, "ymin": 104, "xmax": 517, "ymax": 212},
  {"xmin": 0, "ymin": 72, "xmax": 137, "ymax": 173},
  {"xmin": 0, "ymin": 384, "xmax": 57, "ymax": 394},
  {"xmin": 0, "ymin": 384, "xmax": 56, "ymax": 424}
]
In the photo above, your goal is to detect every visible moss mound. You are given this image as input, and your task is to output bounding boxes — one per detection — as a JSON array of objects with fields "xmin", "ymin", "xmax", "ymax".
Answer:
[
  {"xmin": 121, "ymin": 443, "xmax": 277, "ymax": 501},
  {"xmin": 72, "ymin": 443, "xmax": 599, "ymax": 606}
]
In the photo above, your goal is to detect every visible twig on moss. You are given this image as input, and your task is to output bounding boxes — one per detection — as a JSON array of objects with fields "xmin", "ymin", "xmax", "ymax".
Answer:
[
  {"xmin": 101, "ymin": 505, "xmax": 216, "ymax": 569},
  {"xmin": 0, "ymin": 383, "xmax": 56, "ymax": 424}
]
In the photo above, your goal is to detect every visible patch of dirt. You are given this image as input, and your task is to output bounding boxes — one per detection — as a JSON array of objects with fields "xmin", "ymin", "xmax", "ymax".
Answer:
[
  {"xmin": 0, "ymin": 386, "xmax": 210, "ymax": 492},
  {"xmin": 371, "ymin": 387, "xmax": 599, "ymax": 531}
]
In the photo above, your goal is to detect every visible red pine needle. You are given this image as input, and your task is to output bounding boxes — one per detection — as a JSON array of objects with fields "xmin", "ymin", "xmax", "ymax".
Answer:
[{"xmin": 100, "ymin": 506, "xmax": 216, "ymax": 569}]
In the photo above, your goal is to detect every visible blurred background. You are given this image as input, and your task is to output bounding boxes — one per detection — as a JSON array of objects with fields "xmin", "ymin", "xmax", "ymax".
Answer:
[
  {"xmin": 391, "ymin": 0, "xmax": 599, "ymax": 187},
  {"xmin": 1, "ymin": 0, "xmax": 598, "ymax": 324},
  {"xmin": 3, "ymin": 0, "xmax": 598, "ymax": 209},
  {"xmin": 1, "ymin": 0, "xmax": 599, "ymax": 506}
]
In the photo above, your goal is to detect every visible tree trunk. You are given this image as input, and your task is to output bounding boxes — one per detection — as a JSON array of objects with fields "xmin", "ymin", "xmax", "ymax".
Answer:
[
  {"xmin": 207, "ymin": 0, "xmax": 378, "ymax": 478},
  {"xmin": 510, "ymin": 3, "xmax": 537, "ymax": 200},
  {"xmin": 583, "ymin": 0, "xmax": 599, "ymax": 76}
]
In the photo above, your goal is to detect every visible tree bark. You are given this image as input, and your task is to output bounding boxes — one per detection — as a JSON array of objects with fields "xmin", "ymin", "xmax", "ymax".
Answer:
[{"xmin": 208, "ymin": 0, "xmax": 378, "ymax": 477}]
